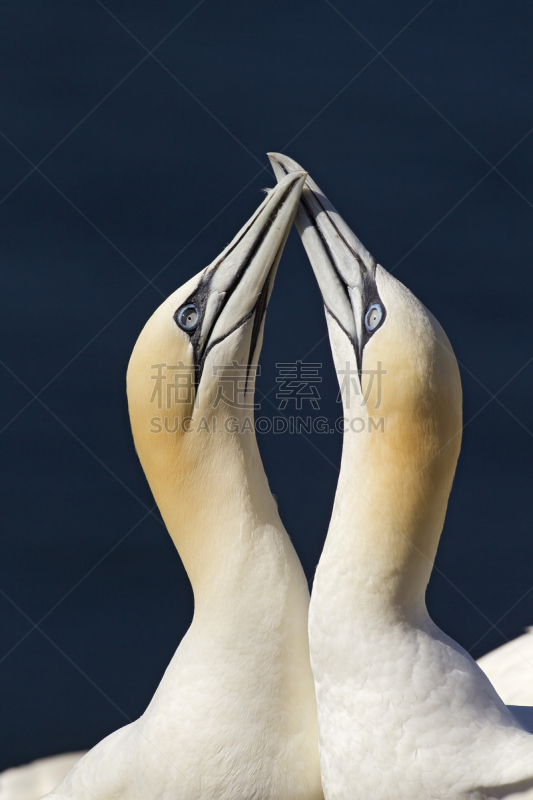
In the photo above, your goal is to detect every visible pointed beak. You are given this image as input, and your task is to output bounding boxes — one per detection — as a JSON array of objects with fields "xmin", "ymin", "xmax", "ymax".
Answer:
[
  {"xmin": 267, "ymin": 153, "xmax": 375, "ymax": 360},
  {"xmin": 186, "ymin": 169, "xmax": 307, "ymax": 377}
]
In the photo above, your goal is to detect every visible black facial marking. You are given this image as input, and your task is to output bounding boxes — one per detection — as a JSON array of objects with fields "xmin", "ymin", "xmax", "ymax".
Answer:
[{"xmin": 244, "ymin": 258, "xmax": 277, "ymax": 395}]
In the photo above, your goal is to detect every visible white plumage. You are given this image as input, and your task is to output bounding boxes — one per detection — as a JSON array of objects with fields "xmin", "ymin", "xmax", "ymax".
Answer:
[
  {"xmin": 269, "ymin": 152, "xmax": 533, "ymax": 800},
  {"xmin": 33, "ymin": 171, "xmax": 322, "ymax": 800},
  {"xmin": 478, "ymin": 629, "xmax": 533, "ymax": 712},
  {"xmin": 0, "ymin": 755, "xmax": 85, "ymax": 800},
  {"xmin": 7, "ymin": 154, "xmax": 533, "ymax": 800}
]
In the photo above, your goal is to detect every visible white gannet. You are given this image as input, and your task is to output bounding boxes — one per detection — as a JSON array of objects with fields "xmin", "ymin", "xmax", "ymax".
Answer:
[
  {"xmin": 269, "ymin": 152, "xmax": 533, "ymax": 799},
  {"xmin": 41, "ymin": 170, "xmax": 323, "ymax": 800},
  {"xmin": 0, "ymin": 756, "xmax": 86, "ymax": 800}
]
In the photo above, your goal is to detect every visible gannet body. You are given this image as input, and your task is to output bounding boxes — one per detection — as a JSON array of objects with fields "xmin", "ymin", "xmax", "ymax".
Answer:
[
  {"xmin": 269, "ymin": 153, "xmax": 533, "ymax": 799},
  {"xmin": 0, "ymin": 755, "xmax": 85, "ymax": 800},
  {"xmin": 478, "ymin": 630, "xmax": 533, "ymax": 711},
  {"xmin": 42, "ymin": 171, "xmax": 323, "ymax": 800}
]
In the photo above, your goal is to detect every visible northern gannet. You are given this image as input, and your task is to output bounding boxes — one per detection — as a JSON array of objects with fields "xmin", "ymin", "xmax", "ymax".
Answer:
[
  {"xmin": 269, "ymin": 152, "xmax": 533, "ymax": 799},
  {"xmin": 42, "ymin": 170, "xmax": 323, "ymax": 800}
]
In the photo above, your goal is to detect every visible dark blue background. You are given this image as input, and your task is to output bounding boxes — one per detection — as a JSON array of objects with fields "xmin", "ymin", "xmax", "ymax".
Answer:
[{"xmin": 1, "ymin": 0, "xmax": 532, "ymax": 770}]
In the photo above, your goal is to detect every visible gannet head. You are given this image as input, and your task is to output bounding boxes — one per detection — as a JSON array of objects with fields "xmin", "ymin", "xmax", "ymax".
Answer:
[
  {"xmin": 268, "ymin": 153, "xmax": 462, "ymax": 598},
  {"xmin": 127, "ymin": 170, "xmax": 305, "ymax": 441}
]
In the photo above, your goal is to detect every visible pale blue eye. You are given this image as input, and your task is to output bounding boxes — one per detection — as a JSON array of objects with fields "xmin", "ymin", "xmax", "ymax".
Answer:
[
  {"xmin": 365, "ymin": 303, "xmax": 382, "ymax": 332},
  {"xmin": 177, "ymin": 304, "xmax": 199, "ymax": 331}
]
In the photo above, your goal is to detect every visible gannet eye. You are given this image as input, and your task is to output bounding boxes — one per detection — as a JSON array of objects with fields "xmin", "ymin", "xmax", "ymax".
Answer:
[
  {"xmin": 176, "ymin": 304, "xmax": 199, "ymax": 331},
  {"xmin": 364, "ymin": 303, "xmax": 383, "ymax": 332}
]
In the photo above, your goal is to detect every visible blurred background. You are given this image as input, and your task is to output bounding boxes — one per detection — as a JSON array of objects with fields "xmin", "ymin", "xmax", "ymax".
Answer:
[{"xmin": 1, "ymin": 0, "xmax": 532, "ymax": 770}]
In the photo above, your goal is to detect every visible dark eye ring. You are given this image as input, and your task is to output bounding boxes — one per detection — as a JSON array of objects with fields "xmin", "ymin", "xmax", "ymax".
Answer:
[
  {"xmin": 176, "ymin": 304, "xmax": 200, "ymax": 331},
  {"xmin": 364, "ymin": 303, "xmax": 383, "ymax": 332}
]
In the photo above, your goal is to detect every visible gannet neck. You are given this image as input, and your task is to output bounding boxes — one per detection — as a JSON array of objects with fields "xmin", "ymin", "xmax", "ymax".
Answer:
[
  {"xmin": 133, "ymin": 397, "xmax": 307, "ymax": 620},
  {"xmin": 322, "ymin": 274, "xmax": 463, "ymax": 612},
  {"xmin": 325, "ymin": 432, "xmax": 453, "ymax": 618}
]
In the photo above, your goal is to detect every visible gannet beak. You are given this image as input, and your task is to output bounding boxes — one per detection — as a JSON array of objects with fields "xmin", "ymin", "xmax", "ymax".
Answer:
[
  {"xmin": 179, "ymin": 169, "xmax": 307, "ymax": 381},
  {"xmin": 267, "ymin": 153, "xmax": 377, "ymax": 368}
]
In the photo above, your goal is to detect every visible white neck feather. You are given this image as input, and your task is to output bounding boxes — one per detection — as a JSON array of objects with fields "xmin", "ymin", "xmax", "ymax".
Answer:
[
  {"xmin": 151, "ymin": 417, "xmax": 309, "ymax": 630},
  {"xmin": 314, "ymin": 284, "xmax": 463, "ymax": 623}
]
